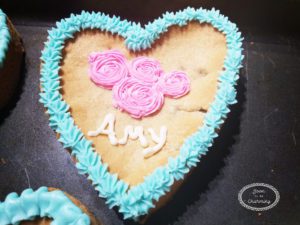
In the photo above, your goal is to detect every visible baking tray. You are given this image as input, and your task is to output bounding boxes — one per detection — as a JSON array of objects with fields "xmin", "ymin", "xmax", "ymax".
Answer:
[{"xmin": 0, "ymin": 1, "xmax": 300, "ymax": 225}]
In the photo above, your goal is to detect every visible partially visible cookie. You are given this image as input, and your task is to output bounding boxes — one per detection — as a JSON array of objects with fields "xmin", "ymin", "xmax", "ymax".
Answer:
[
  {"xmin": 0, "ymin": 9, "xmax": 24, "ymax": 109},
  {"xmin": 0, "ymin": 187, "xmax": 102, "ymax": 225}
]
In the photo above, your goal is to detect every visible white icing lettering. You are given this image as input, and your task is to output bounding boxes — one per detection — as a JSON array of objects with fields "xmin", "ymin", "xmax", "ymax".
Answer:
[
  {"xmin": 87, "ymin": 113, "xmax": 118, "ymax": 145},
  {"xmin": 143, "ymin": 126, "xmax": 168, "ymax": 158},
  {"xmin": 88, "ymin": 114, "xmax": 168, "ymax": 158},
  {"xmin": 118, "ymin": 125, "xmax": 148, "ymax": 147}
]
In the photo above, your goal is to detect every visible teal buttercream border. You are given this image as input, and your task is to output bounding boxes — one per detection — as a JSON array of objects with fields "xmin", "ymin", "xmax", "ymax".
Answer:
[
  {"xmin": 0, "ymin": 187, "xmax": 90, "ymax": 225},
  {"xmin": 39, "ymin": 7, "xmax": 244, "ymax": 220},
  {"xmin": 0, "ymin": 9, "xmax": 11, "ymax": 68}
]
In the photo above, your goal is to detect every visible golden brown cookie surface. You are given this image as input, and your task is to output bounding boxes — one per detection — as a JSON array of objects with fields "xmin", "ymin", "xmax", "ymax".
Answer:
[{"xmin": 60, "ymin": 22, "xmax": 226, "ymax": 186}]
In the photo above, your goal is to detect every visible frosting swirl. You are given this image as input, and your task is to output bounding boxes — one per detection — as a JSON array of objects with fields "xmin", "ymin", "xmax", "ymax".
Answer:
[
  {"xmin": 88, "ymin": 50, "xmax": 129, "ymax": 89},
  {"xmin": 113, "ymin": 78, "xmax": 164, "ymax": 119},
  {"xmin": 158, "ymin": 71, "xmax": 190, "ymax": 98},
  {"xmin": 88, "ymin": 50, "xmax": 191, "ymax": 118},
  {"xmin": 130, "ymin": 57, "xmax": 163, "ymax": 83}
]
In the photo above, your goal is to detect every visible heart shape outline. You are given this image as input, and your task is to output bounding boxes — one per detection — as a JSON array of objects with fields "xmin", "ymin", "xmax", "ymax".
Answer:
[
  {"xmin": 39, "ymin": 7, "xmax": 243, "ymax": 220},
  {"xmin": 0, "ymin": 187, "xmax": 90, "ymax": 224}
]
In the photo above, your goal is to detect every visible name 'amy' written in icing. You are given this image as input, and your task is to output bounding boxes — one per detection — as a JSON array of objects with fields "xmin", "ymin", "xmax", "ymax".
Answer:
[{"xmin": 87, "ymin": 113, "xmax": 167, "ymax": 158}]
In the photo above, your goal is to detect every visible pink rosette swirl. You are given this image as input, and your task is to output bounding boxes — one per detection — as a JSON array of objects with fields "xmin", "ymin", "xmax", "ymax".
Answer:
[
  {"xmin": 130, "ymin": 57, "xmax": 163, "ymax": 83},
  {"xmin": 113, "ymin": 77, "xmax": 164, "ymax": 119},
  {"xmin": 88, "ymin": 50, "xmax": 129, "ymax": 89},
  {"xmin": 158, "ymin": 71, "xmax": 191, "ymax": 98}
]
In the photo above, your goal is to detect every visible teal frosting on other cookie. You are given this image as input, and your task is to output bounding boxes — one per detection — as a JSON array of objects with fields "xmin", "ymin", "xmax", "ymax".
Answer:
[
  {"xmin": 0, "ymin": 187, "xmax": 90, "ymax": 225},
  {"xmin": 0, "ymin": 9, "xmax": 11, "ymax": 68},
  {"xmin": 39, "ymin": 7, "xmax": 244, "ymax": 220}
]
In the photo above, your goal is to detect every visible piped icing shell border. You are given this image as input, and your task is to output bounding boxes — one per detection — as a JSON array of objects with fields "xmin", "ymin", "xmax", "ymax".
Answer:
[
  {"xmin": 0, "ymin": 187, "xmax": 90, "ymax": 224},
  {"xmin": 0, "ymin": 9, "xmax": 10, "ymax": 68},
  {"xmin": 39, "ymin": 7, "xmax": 244, "ymax": 220}
]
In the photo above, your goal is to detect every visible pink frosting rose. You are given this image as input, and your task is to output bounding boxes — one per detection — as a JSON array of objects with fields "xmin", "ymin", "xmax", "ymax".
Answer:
[
  {"xmin": 130, "ymin": 57, "xmax": 163, "ymax": 83},
  {"xmin": 158, "ymin": 71, "xmax": 190, "ymax": 98},
  {"xmin": 88, "ymin": 49, "xmax": 191, "ymax": 119},
  {"xmin": 88, "ymin": 50, "xmax": 129, "ymax": 89},
  {"xmin": 113, "ymin": 77, "xmax": 164, "ymax": 119}
]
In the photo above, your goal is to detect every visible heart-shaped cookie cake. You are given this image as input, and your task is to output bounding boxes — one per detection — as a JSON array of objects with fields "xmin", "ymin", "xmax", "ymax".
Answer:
[
  {"xmin": 0, "ymin": 187, "xmax": 101, "ymax": 225},
  {"xmin": 40, "ymin": 7, "xmax": 243, "ymax": 220}
]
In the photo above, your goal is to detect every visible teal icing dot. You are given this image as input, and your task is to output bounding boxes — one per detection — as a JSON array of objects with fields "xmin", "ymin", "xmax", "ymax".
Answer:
[{"xmin": 39, "ymin": 7, "xmax": 244, "ymax": 220}]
